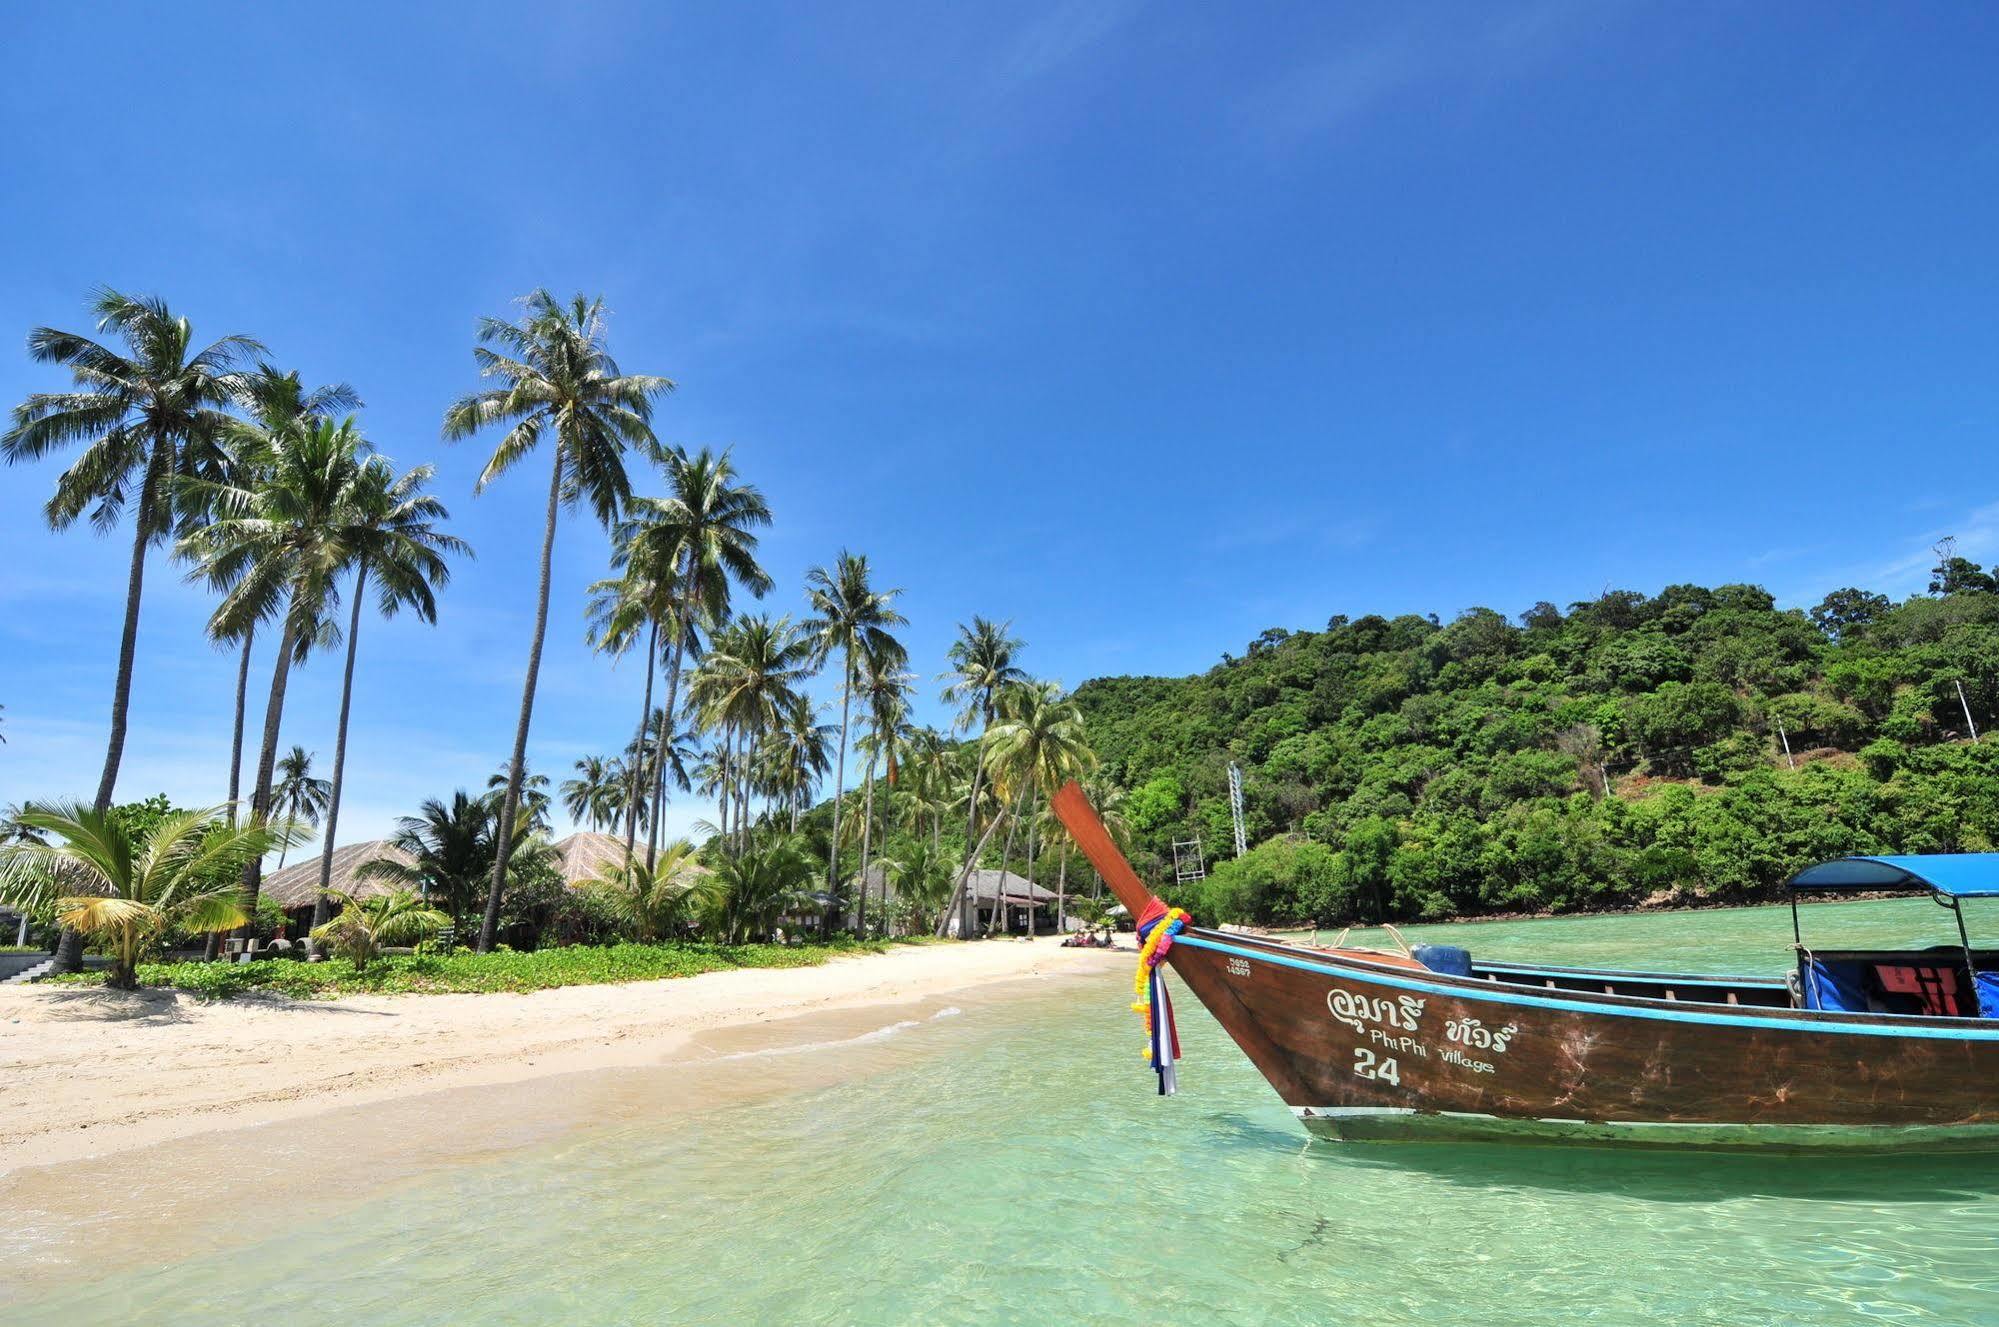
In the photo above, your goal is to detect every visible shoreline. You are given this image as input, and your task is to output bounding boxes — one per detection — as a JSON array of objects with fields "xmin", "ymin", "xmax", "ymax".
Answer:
[{"xmin": 0, "ymin": 938, "xmax": 1121, "ymax": 1177}]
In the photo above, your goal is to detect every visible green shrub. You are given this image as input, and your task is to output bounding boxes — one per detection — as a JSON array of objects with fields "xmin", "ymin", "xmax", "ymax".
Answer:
[{"xmin": 45, "ymin": 937, "xmax": 937, "ymax": 999}]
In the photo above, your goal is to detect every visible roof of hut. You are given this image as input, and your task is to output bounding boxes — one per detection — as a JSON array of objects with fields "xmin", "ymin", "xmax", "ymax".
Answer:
[
  {"xmin": 845, "ymin": 865, "xmax": 1055, "ymax": 905},
  {"xmin": 547, "ymin": 831, "xmax": 713, "ymax": 886},
  {"xmin": 262, "ymin": 840, "xmax": 416, "ymax": 910},
  {"xmin": 551, "ymin": 831, "xmax": 630, "ymax": 886},
  {"xmin": 966, "ymin": 869, "xmax": 1057, "ymax": 904}
]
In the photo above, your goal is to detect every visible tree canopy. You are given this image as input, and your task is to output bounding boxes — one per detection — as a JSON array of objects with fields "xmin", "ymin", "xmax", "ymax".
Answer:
[{"xmin": 1073, "ymin": 571, "xmax": 1999, "ymax": 926}]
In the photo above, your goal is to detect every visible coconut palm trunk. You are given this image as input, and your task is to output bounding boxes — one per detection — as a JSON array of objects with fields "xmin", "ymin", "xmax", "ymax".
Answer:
[
  {"xmin": 857, "ymin": 748, "xmax": 877, "ymax": 938},
  {"xmin": 1057, "ymin": 839, "xmax": 1069, "ymax": 936},
  {"xmin": 647, "ymin": 627, "xmax": 689, "ymax": 870},
  {"xmin": 311, "ymin": 562, "xmax": 370, "ymax": 931},
  {"xmin": 1021, "ymin": 789, "xmax": 1039, "ymax": 936},
  {"xmin": 827, "ymin": 653, "xmax": 854, "ymax": 903},
  {"xmin": 238, "ymin": 614, "xmax": 304, "ymax": 928},
  {"xmin": 55, "ymin": 448, "xmax": 166, "ymax": 972},
  {"xmin": 96, "ymin": 443, "xmax": 166, "ymax": 813},
  {"xmin": 227, "ymin": 628, "xmax": 254, "ymax": 824},
  {"xmin": 478, "ymin": 449, "xmax": 562, "ymax": 952},
  {"xmin": 988, "ymin": 807, "xmax": 1022, "ymax": 937},
  {"xmin": 622, "ymin": 621, "xmax": 657, "ymax": 860},
  {"xmin": 934, "ymin": 810, "xmax": 1007, "ymax": 938}
]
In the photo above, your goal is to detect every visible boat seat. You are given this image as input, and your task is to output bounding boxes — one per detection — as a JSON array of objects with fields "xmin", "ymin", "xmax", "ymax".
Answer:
[{"xmin": 1872, "ymin": 962, "xmax": 1964, "ymax": 1017}]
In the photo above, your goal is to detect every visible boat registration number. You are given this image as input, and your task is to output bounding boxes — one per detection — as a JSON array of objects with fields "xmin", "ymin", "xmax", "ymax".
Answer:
[{"xmin": 1352, "ymin": 1048, "xmax": 1401, "ymax": 1086}]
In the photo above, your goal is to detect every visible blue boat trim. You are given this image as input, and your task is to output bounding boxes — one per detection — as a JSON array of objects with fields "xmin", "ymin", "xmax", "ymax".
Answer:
[
  {"xmin": 1473, "ymin": 960, "xmax": 1786, "ymax": 988},
  {"xmin": 1174, "ymin": 934, "xmax": 1999, "ymax": 1041}
]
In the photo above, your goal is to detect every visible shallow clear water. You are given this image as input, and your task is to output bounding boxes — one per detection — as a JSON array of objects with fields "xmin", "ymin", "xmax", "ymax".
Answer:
[{"xmin": 15, "ymin": 901, "xmax": 1999, "ymax": 1325}]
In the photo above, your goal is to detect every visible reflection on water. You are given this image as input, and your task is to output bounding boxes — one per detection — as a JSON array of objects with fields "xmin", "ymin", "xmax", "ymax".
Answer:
[{"xmin": 11, "ymin": 919, "xmax": 1999, "ymax": 1326}]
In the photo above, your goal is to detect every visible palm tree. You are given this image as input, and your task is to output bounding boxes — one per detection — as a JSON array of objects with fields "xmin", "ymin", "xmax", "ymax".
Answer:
[
  {"xmin": 586, "ymin": 563, "xmax": 669, "ymax": 858},
  {"xmin": 937, "ymin": 618, "xmax": 1026, "ymax": 935},
  {"xmin": 358, "ymin": 792, "xmax": 496, "ymax": 934},
  {"xmin": 854, "ymin": 658, "xmax": 914, "ymax": 937},
  {"xmin": 762, "ymin": 701, "xmax": 834, "ymax": 832},
  {"xmin": 882, "ymin": 837, "xmax": 955, "ymax": 935},
  {"xmin": 709, "ymin": 833, "xmax": 816, "ymax": 943},
  {"xmin": 311, "ymin": 889, "xmax": 450, "ymax": 970},
  {"xmin": 982, "ymin": 682, "xmax": 1096, "ymax": 935},
  {"xmin": 486, "ymin": 765, "xmax": 553, "ymax": 834},
  {"xmin": 309, "ymin": 455, "xmax": 465, "ymax": 929},
  {"xmin": 616, "ymin": 448, "xmax": 774, "ymax": 866},
  {"xmin": 585, "ymin": 840, "xmax": 713, "ymax": 941},
  {"xmin": 803, "ymin": 552, "xmax": 907, "ymax": 916},
  {"xmin": 0, "ymin": 802, "xmax": 286, "ymax": 989},
  {"xmin": 178, "ymin": 416, "xmax": 373, "ymax": 927},
  {"xmin": 270, "ymin": 745, "xmax": 332, "ymax": 873},
  {"xmin": 216, "ymin": 367, "xmax": 362, "ymax": 831},
  {"xmin": 443, "ymin": 291, "xmax": 671, "ymax": 952},
  {"xmin": 901, "ymin": 727, "xmax": 958, "ymax": 846},
  {"xmin": 2, "ymin": 290, "xmax": 264, "ymax": 819},
  {"xmin": 691, "ymin": 615, "xmax": 813, "ymax": 855},
  {"xmin": 563, "ymin": 756, "xmax": 618, "ymax": 830},
  {"xmin": 630, "ymin": 708, "xmax": 698, "ymax": 828}
]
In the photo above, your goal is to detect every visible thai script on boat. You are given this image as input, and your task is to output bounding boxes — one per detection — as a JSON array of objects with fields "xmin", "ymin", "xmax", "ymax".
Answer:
[
  {"xmin": 1326, "ymin": 988, "xmax": 1426, "ymax": 1037},
  {"xmin": 1443, "ymin": 1016, "xmax": 1518, "ymax": 1054}
]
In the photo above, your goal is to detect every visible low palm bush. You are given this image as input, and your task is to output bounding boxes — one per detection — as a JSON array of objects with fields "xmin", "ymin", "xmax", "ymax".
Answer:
[
  {"xmin": 583, "ymin": 840, "xmax": 718, "ymax": 941},
  {"xmin": 311, "ymin": 889, "xmax": 451, "ymax": 970},
  {"xmin": 0, "ymin": 802, "xmax": 285, "ymax": 988}
]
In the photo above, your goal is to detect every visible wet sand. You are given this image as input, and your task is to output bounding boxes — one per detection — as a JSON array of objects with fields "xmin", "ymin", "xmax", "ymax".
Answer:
[
  {"xmin": 0, "ymin": 939, "xmax": 1120, "ymax": 1176},
  {"xmin": 0, "ymin": 960, "xmax": 1120, "ymax": 1305}
]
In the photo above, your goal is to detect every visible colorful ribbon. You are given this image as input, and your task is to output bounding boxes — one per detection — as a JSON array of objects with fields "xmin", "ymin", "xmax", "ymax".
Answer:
[{"xmin": 1132, "ymin": 902, "xmax": 1189, "ymax": 1095}]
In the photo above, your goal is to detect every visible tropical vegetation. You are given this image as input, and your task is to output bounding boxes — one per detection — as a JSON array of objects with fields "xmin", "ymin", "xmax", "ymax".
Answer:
[{"xmin": 17, "ymin": 282, "xmax": 1999, "ymax": 994}]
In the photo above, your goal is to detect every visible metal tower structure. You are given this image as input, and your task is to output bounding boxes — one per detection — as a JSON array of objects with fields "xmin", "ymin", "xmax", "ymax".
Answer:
[
  {"xmin": 1172, "ymin": 838, "xmax": 1206, "ymax": 885},
  {"xmin": 1227, "ymin": 762, "xmax": 1248, "ymax": 858}
]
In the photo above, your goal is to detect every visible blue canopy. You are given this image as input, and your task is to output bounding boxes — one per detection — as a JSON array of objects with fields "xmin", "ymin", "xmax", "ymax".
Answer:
[{"xmin": 1788, "ymin": 854, "xmax": 1999, "ymax": 900}]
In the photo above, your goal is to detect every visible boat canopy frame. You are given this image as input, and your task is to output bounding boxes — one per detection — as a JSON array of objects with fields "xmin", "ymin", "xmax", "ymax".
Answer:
[{"xmin": 1785, "ymin": 856, "xmax": 1993, "ymax": 1004}]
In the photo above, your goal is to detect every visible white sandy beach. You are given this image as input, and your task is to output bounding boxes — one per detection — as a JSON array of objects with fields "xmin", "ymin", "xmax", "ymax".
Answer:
[{"xmin": 0, "ymin": 939, "xmax": 1121, "ymax": 1176}]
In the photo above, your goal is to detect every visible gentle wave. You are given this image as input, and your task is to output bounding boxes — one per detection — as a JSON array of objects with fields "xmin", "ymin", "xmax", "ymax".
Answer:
[{"xmin": 710, "ymin": 1019, "xmax": 923, "ymax": 1062}]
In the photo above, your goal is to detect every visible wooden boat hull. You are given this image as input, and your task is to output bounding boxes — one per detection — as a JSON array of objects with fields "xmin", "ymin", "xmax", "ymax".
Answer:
[
  {"xmin": 1170, "ymin": 929, "xmax": 1999, "ymax": 1150},
  {"xmin": 1047, "ymin": 782, "xmax": 1999, "ymax": 1151}
]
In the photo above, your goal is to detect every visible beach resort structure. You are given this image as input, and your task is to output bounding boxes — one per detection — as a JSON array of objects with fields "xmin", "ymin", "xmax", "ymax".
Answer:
[
  {"xmin": 261, "ymin": 830, "xmax": 639, "ymax": 938},
  {"xmin": 838, "ymin": 866, "xmax": 1068, "ymax": 937}
]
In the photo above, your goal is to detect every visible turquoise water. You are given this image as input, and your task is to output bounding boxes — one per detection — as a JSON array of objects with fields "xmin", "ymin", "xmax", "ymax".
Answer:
[
  {"xmin": 15, "ymin": 900, "xmax": 1999, "ymax": 1325},
  {"xmin": 1284, "ymin": 893, "xmax": 1988, "ymax": 976}
]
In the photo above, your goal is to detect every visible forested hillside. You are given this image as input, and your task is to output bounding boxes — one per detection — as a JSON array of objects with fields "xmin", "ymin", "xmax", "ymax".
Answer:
[{"xmin": 1072, "ymin": 563, "xmax": 1999, "ymax": 927}]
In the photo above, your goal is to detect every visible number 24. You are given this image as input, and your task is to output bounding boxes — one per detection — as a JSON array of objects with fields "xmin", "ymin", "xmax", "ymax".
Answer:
[{"xmin": 1352, "ymin": 1048, "xmax": 1401, "ymax": 1087}]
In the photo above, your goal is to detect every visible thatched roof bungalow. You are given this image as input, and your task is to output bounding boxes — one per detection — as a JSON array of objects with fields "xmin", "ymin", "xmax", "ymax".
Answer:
[{"xmin": 262, "ymin": 840, "xmax": 416, "ymax": 911}]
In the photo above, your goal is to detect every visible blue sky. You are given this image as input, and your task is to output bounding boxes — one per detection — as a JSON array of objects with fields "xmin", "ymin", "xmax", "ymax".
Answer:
[{"xmin": 3, "ymin": 2, "xmax": 1997, "ymax": 847}]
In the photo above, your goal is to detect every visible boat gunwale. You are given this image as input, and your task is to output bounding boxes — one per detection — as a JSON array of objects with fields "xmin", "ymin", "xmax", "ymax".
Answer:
[
  {"xmin": 1174, "ymin": 929, "xmax": 1999, "ymax": 1040},
  {"xmin": 1212, "ymin": 928, "xmax": 1785, "ymax": 987}
]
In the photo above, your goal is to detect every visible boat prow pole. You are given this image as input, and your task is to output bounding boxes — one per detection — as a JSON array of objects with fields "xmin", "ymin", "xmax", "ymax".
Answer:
[
  {"xmin": 1049, "ymin": 780, "xmax": 1315, "ymax": 1103},
  {"xmin": 1050, "ymin": 780, "xmax": 1156, "ymax": 919}
]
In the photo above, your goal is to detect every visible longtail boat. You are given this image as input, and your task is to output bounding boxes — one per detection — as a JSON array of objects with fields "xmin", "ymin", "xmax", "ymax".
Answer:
[{"xmin": 1050, "ymin": 781, "xmax": 1999, "ymax": 1150}]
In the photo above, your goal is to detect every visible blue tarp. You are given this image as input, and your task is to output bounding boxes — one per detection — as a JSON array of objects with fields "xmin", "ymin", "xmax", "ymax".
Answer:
[
  {"xmin": 1414, "ymin": 944, "xmax": 1473, "ymax": 977},
  {"xmin": 1800, "ymin": 958, "xmax": 1871, "ymax": 1013},
  {"xmin": 1976, "ymin": 973, "xmax": 1999, "ymax": 1019},
  {"xmin": 1788, "ymin": 854, "xmax": 1999, "ymax": 899}
]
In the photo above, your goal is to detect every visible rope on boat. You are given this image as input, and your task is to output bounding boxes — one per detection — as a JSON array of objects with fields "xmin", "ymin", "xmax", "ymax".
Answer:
[{"xmin": 1133, "ymin": 901, "xmax": 1189, "ymax": 1095}]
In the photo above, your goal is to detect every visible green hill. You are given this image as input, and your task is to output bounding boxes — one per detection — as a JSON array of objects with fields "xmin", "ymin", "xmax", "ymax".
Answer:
[{"xmin": 1071, "ymin": 576, "xmax": 1999, "ymax": 927}]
